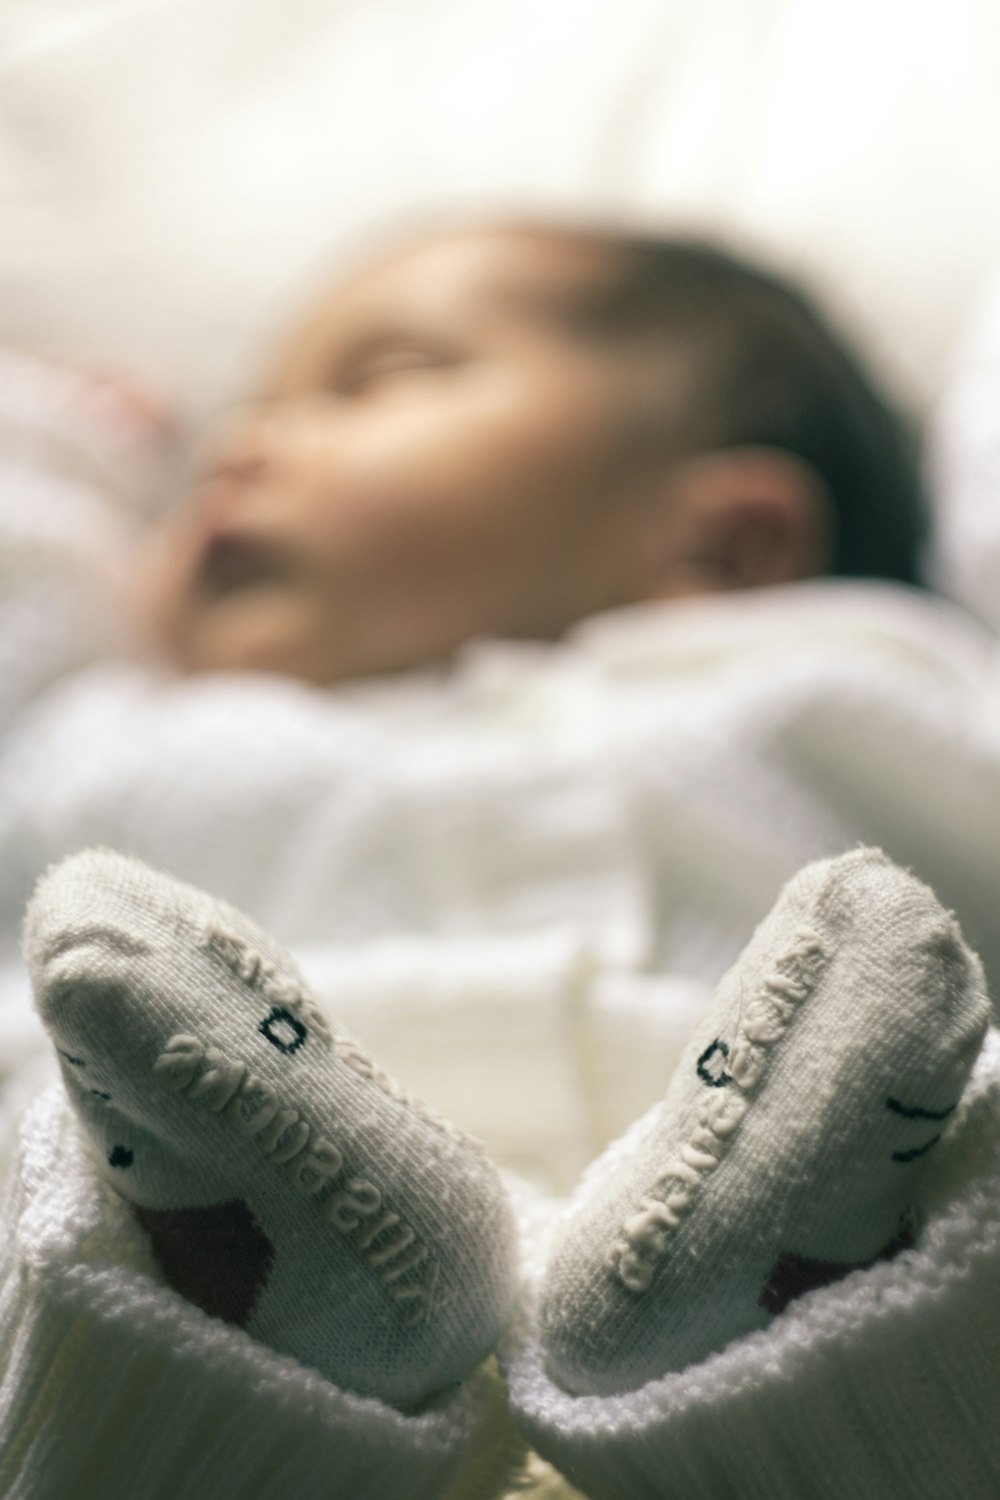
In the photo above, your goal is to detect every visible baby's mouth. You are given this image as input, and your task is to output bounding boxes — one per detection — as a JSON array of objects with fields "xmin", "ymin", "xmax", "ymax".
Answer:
[{"xmin": 197, "ymin": 532, "xmax": 286, "ymax": 597}]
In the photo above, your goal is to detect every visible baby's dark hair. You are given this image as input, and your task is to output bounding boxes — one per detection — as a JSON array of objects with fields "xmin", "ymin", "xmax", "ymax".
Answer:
[{"xmin": 567, "ymin": 232, "xmax": 926, "ymax": 585}]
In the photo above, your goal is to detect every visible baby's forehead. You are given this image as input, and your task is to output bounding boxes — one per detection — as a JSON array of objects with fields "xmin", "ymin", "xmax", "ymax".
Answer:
[
  {"xmin": 332, "ymin": 226, "xmax": 614, "ymax": 314},
  {"xmin": 270, "ymin": 227, "xmax": 618, "ymax": 373}
]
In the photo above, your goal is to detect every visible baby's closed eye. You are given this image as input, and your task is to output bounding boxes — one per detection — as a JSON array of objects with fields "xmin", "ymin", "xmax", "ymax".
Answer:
[{"xmin": 340, "ymin": 345, "xmax": 460, "ymax": 397}]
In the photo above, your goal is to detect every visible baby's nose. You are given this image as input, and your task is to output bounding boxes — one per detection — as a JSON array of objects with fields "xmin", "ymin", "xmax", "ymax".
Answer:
[{"xmin": 204, "ymin": 406, "xmax": 282, "ymax": 489}]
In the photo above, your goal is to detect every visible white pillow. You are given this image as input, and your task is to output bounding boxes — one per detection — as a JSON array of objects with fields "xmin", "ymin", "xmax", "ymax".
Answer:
[
  {"xmin": 2, "ymin": 0, "xmax": 1000, "ymax": 424},
  {"xmin": 928, "ymin": 269, "xmax": 1000, "ymax": 629}
]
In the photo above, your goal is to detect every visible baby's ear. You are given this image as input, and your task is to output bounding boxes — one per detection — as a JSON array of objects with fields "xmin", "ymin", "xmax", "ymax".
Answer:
[{"xmin": 640, "ymin": 446, "xmax": 833, "ymax": 598}]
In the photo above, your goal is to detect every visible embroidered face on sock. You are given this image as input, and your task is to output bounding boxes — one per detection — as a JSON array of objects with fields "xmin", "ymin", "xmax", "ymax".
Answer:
[
  {"xmin": 26, "ymin": 857, "xmax": 332, "ymax": 1192},
  {"xmin": 620, "ymin": 1004, "xmax": 965, "ymax": 1298},
  {"xmin": 26, "ymin": 849, "xmax": 518, "ymax": 1405},
  {"xmin": 606, "ymin": 872, "xmax": 985, "ymax": 1302},
  {"xmin": 539, "ymin": 848, "xmax": 991, "ymax": 1398},
  {"xmin": 35, "ymin": 863, "xmax": 451, "ymax": 1325}
]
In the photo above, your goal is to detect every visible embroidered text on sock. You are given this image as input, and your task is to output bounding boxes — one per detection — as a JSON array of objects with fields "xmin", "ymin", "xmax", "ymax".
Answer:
[
  {"xmin": 154, "ymin": 1030, "xmax": 441, "ymax": 1323},
  {"xmin": 610, "ymin": 931, "xmax": 828, "ymax": 1294},
  {"xmin": 24, "ymin": 848, "xmax": 518, "ymax": 1406},
  {"xmin": 537, "ymin": 848, "xmax": 990, "ymax": 1396}
]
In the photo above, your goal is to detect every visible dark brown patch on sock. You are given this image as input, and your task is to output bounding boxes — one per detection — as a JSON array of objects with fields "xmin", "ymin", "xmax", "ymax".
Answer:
[
  {"xmin": 131, "ymin": 1198, "xmax": 275, "ymax": 1327},
  {"xmin": 759, "ymin": 1216, "xmax": 917, "ymax": 1317}
]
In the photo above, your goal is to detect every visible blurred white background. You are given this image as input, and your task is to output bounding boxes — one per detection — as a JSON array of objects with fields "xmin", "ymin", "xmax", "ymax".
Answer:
[{"xmin": 2, "ymin": 0, "xmax": 1000, "ymax": 424}]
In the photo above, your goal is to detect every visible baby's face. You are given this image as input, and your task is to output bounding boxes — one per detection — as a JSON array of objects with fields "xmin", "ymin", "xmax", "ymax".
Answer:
[{"xmin": 140, "ymin": 228, "xmax": 675, "ymax": 683}]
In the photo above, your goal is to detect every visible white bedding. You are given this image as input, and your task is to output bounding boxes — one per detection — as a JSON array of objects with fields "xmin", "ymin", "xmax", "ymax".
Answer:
[{"xmin": 3, "ymin": 0, "xmax": 1000, "ymax": 424}]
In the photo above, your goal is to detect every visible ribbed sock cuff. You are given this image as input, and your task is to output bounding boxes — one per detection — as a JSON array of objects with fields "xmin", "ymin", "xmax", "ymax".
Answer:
[
  {"xmin": 0, "ymin": 1087, "xmax": 523, "ymax": 1500},
  {"xmin": 503, "ymin": 1030, "xmax": 1000, "ymax": 1500}
]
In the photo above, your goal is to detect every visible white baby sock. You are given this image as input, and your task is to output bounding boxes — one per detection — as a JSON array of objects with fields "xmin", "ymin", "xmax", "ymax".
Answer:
[
  {"xmin": 23, "ymin": 848, "xmax": 518, "ymax": 1408},
  {"xmin": 538, "ymin": 846, "xmax": 990, "ymax": 1395}
]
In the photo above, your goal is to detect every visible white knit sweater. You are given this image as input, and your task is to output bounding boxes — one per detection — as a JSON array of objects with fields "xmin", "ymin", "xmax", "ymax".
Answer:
[{"xmin": 2, "ymin": 349, "xmax": 1000, "ymax": 1496}]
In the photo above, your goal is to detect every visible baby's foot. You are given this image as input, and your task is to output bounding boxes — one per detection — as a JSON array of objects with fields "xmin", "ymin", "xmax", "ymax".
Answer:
[
  {"xmin": 23, "ymin": 848, "xmax": 517, "ymax": 1407},
  {"xmin": 538, "ymin": 847, "xmax": 990, "ymax": 1395}
]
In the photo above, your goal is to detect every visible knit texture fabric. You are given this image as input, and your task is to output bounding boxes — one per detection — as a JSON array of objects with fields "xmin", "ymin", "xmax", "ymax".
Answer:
[
  {"xmin": 22, "ymin": 847, "xmax": 518, "ymax": 1408},
  {"xmin": 538, "ymin": 848, "xmax": 990, "ymax": 1395},
  {"xmin": 503, "ymin": 1027, "xmax": 1000, "ymax": 1499},
  {"xmin": 0, "ymin": 1086, "xmax": 524, "ymax": 1500}
]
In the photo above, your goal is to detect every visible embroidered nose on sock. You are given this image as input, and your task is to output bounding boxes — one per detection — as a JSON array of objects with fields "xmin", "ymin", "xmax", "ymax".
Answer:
[
  {"xmin": 538, "ymin": 848, "xmax": 990, "ymax": 1395},
  {"xmin": 24, "ymin": 847, "xmax": 518, "ymax": 1408}
]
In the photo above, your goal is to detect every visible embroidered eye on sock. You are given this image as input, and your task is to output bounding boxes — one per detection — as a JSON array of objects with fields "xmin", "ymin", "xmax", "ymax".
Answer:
[
  {"xmin": 538, "ymin": 847, "xmax": 991, "ymax": 1395},
  {"xmin": 24, "ymin": 848, "xmax": 517, "ymax": 1407}
]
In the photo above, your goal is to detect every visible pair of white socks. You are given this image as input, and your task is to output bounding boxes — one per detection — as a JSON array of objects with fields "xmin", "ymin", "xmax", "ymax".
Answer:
[{"xmin": 7, "ymin": 844, "xmax": 999, "ymax": 1498}]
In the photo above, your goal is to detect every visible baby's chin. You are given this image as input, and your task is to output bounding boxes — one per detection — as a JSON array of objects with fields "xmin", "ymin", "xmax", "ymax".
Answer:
[
  {"xmin": 132, "ymin": 584, "xmax": 350, "ymax": 686},
  {"xmin": 128, "ymin": 529, "xmax": 512, "ymax": 685},
  {"xmin": 146, "ymin": 606, "xmax": 297, "ymax": 681}
]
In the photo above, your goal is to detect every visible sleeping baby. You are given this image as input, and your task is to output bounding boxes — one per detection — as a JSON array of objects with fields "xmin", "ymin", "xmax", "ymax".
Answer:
[
  {"xmin": 136, "ymin": 223, "xmax": 924, "ymax": 684},
  {"xmin": 1, "ymin": 223, "xmax": 998, "ymax": 1500}
]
